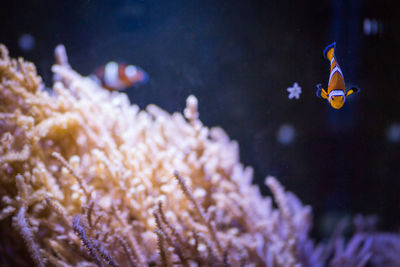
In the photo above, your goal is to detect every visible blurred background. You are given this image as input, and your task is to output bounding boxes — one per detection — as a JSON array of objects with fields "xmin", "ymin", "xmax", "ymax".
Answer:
[{"xmin": 1, "ymin": 0, "xmax": 399, "ymax": 239}]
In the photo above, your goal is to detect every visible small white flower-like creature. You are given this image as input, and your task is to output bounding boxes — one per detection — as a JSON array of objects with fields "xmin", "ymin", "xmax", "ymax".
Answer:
[{"xmin": 287, "ymin": 82, "xmax": 302, "ymax": 99}]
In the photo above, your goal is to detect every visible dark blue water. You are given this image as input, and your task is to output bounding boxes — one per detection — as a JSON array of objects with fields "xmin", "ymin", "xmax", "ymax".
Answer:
[{"xmin": 1, "ymin": 0, "xmax": 399, "ymax": 237}]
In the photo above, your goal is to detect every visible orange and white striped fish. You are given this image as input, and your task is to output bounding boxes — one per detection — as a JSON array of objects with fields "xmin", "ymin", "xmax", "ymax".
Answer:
[
  {"xmin": 316, "ymin": 42, "xmax": 359, "ymax": 109},
  {"xmin": 93, "ymin": 61, "xmax": 148, "ymax": 91}
]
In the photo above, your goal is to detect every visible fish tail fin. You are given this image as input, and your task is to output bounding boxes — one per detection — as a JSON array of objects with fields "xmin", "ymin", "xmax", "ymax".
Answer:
[
  {"xmin": 132, "ymin": 67, "xmax": 149, "ymax": 87},
  {"xmin": 323, "ymin": 42, "xmax": 336, "ymax": 61},
  {"xmin": 140, "ymin": 68, "xmax": 149, "ymax": 84}
]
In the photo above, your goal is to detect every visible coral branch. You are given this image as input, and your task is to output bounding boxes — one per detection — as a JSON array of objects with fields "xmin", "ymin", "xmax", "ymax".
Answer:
[
  {"xmin": 153, "ymin": 210, "xmax": 188, "ymax": 266},
  {"xmin": 196, "ymin": 232, "xmax": 220, "ymax": 266},
  {"xmin": 114, "ymin": 234, "xmax": 139, "ymax": 267},
  {"xmin": 0, "ymin": 144, "xmax": 30, "ymax": 164},
  {"xmin": 157, "ymin": 201, "xmax": 187, "ymax": 246},
  {"xmin": 87, "ymin": 200, "xmax": 95, "ymax": 227},
  {"xmin": 51, "ymin": 152, "xmax": 90, "ymax": 199},
  {"xmin": 0, "ymin": 205, "xmax": 16, "ymax": 220},
  {"xmin": 265, "ymin": 176, "xmax": 292, "ymax": 225},
  {"xmin": 265, "ymin": 176, "xmax": 298, "ymax": 265},
  {"xmin": 72, "ymin": 215, "xmax": 103, "ymax": 267},
  {"xmin": 45, "ymin": 196, "xmax": 71, "ymax": 226},
  {"xmin": 12, "ymin": 206, "xmax": 45, "ymax": 267},
  {"xmin": 155, "ymin": 229, "xmax": 170, "ymax": 267},
  {"xmin": 92, "ymin": 239, "xmax": 119, "ymax": 267},
  {"xmin": 15, "ymin": 174, "xmax": 28, "ymax": 203},
  {"xmin": 174, "ymin": 171, "xmax": 223, "ymax": 257},
  {"xmin": 54, "ymin": 44, "xmax": 69, "ymax": 67}
]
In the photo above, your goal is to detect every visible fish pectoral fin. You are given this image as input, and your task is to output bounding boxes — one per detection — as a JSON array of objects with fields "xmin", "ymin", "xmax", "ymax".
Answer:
[
  {"xmin": 316, "ymin": 84, "xmax": 328, "ymax": 100},
  {"xmin": 346, "ymin": 87, "xmax": 360, "ymax": 97},
  {"xmin": 321, "ymin": 89, "xmax": 328, "ymax": 100},
  {"xmin": 316, "ymin": 84, "xmax": 323, "ymax": 98}
]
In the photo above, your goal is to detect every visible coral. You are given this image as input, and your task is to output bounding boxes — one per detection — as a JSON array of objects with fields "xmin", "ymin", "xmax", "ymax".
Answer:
[{"xmin": 0, "ymin": 44, "xmax": 397, "ymax": 266}]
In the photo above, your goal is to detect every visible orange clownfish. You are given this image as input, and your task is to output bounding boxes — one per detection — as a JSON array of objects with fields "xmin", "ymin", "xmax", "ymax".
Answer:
[
  {"xmin": 316, "ymin": 42, "xmax": 359, "ymax": 109},
  {"xmin": 93, "ymin": 61, "xmax": 148, "ymax": 90}
]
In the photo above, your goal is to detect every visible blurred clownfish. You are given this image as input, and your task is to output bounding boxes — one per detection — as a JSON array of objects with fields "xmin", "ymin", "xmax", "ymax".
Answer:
[
  {"xmin": 316, "ymin": 42, "xmax": 359, "ymax": 109},
  {"xmin": 93, "ymin": 61, "xmax": 148, "ymax": 90}
]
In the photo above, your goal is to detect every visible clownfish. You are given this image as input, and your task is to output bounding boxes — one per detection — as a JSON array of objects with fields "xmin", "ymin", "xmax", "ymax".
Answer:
[
  {"xmin": 316, "ymin": 42, "xmax": 359, "ymax": 109},
  {"xmin": 93, "ymin": 61, "xmax": 148, "ymax": 90}
]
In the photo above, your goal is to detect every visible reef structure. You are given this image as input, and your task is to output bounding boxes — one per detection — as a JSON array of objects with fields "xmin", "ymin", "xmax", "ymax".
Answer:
[{"xmin": 0, "ymin": 44, "xmax": 398, "ymax": 266}]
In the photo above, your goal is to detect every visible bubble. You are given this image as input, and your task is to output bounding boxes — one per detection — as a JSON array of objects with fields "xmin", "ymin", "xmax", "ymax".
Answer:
[
  {"xmin": 363, "ymin": 18, "xmax": 383, "ymax": 36},
  {"xmin": 386, "ymin": 123, "xmax": 400, "ymax": 143},
  {"xmin": 18, "ymin": 33, "xmax": 35, "ymax": 52},
  {"xmin": 277, "ymin": 124, "xmax": 295, "ymax": 145}
]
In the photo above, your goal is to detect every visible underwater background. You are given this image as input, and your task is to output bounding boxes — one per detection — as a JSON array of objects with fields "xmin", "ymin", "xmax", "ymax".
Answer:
[{"xmin": 1, "ymin": 0, "xmax": 399, "ymax": 240}]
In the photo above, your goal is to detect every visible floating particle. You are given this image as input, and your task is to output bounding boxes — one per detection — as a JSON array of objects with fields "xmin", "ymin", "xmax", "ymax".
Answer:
[
  {"xmin": 363, "ymin": 18, "xmax": 383, "ymax": 36},
  {"xmin": 18, "ymin": 33, "xmax": 35, "ymax": 52},
  {"xmin": 386, "ymin": 123, "xmax": 400, "ymax": 143},
  {"xmin": 287, "ymin": 82, "xmax": 302, "ymax": 99},
  {"xmin": 277, "ymin": 124, "xmax": 295, "ymax": 145}
]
